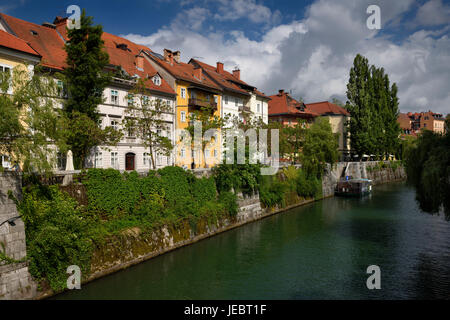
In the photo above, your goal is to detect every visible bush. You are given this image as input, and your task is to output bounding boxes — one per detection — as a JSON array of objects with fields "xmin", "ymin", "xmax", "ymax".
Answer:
[
  {"xmin": 259, "ymin": 175, "xmax": 288, "ymax": 208},
  {"xmin": 18, "ymin": 184, "xmax": 92, "ymax": 291},
  {"xmin": 218, "ymin": 191, "xmax": 238, "ymax": 216}
]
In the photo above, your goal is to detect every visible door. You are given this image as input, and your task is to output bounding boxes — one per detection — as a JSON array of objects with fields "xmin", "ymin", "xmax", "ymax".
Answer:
[{"xmin": 125, "ymin": 153, "xmax": 135, "ymax": 171}]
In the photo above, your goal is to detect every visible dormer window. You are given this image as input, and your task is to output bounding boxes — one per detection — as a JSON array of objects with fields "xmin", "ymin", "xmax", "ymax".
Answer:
[
  {"xmin": 153, "ymin": 75, "xmax": 161, "ymax": 86},
  {"xmin": 116, "ymin": 43, "xmax": 129, "ymax": 51},
  {"xmin": 30, "ymin": 30, "xmax": 38, "ymax": 36}
]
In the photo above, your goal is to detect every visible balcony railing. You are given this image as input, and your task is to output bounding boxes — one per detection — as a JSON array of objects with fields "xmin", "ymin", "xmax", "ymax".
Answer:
[
  {"xmin": 189, "ymin": 98, "xmax": 217, "ymax": 109},
  {"xmin": 239, "ymin": 105, "xmax": 251, "ymax": 113}
]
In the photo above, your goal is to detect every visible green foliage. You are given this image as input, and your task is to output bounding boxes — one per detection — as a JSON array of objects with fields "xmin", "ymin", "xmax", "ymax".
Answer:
[
  {"xmin": 212, "ymin": 163, "xmax": 261, "ymax": 195},
  {"xmin": 17, "ymin": 183, "xmax": 92, "ymax": 291},
  {"xmin": 0, "ymin": 66, "xmax": 67, "ymax": 172},
  {"xmin": 18, "ymin": 166, "xmax": 242, "ymax": 291},
  {"xmin": 404, "ymin": 130, "xmax": 450, "ymax": 219},
  {"xmin": 124, "ymin": 80, "xmax": 174, "ymax": 169},
  {"xmin": 301, "ymin": 118, "xmax": 340, "ymax": 178},
  {"xmin": 63, "ymin": 10, "xmax": 116, "ymax": 168},
  {"xmin": 346, "ymin": 54, "xmax": 401, "ymax": 158},
  {"xmin": 218, "ymin": 191, "xmax": 238, "ymax": 216},
  {"xmin": 259, "ymin": 175, "xmax": 288, "ymax": 208}
]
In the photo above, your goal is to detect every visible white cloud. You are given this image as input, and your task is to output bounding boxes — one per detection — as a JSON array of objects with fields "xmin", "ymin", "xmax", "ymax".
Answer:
[
  {"xmin": 122, "ymin": 0, "xmax": 450, "ymax": 114},
  {"xmin": 214, "ymin": 0, "xmax": 280, "ymax": 25},
  {"xmin": 415, "ymin": 0, "xmax": 450, "ymax": 26}
]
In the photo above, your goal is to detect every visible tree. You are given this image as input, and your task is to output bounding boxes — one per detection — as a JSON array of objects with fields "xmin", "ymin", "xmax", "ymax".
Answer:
[
  {"xmin": 124, "ymin": 79, "xmax": 174, "ymax": 170},
  {"xmin": 185, "ymin": 106, "xmax": 226, "ymax": 168},
  {"xmin": 0, "ymin": 66, "xmax": 67, "ymax": 172},
  {"xmin": 405, "ymin": 129, "xmax": 450, "ymax": 219},
  {"xmin": 63, "ymin": 10, "xmax": 115, "ymax": 168},
  {"xmin": 346, "ymin": 54, "xmax": 400, "ymax": 159},
  {"xmin": 301, "ymin": 117, "xmax": 339, "ymax": 177}
]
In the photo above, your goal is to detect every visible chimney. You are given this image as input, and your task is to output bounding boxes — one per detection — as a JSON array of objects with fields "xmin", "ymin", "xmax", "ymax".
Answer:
[
  {"xmin": 216, "ymin": 62, "xmax": 224, "ymax": 74},
  {"xmin": 193, "ymin": 67, "xmax": 202, "ymax": 80},
  {"xmin": 278, "ymin": 89, "xmax": 284, "ymax": 95},
  {"xmin": 136, "ymin": 55, "xmax": 144, "ymax": 70},
  {"xmin": 232, "ymin": 68, "xmax": 240, "ymax": 80},
  {"xmin": 164, "ymin": 49, "xmax": 174, "ymax": 65},
  {"xmin": 173, "ymin": 51, "xmax": 181, "ymax": 63},
  {"xmin": 53, "ymin": 16, "xmax": 68, "ymax": 26}
]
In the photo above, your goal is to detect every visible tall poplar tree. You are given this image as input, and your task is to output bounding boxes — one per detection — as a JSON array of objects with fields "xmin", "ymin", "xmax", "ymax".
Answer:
[
  {"xmin": 346, "ymin": 54, "xmax": 400, "ymax": 158},
  {"xmin": 63, "ymin": 10, "xmax": 120, "ymax": 168}
]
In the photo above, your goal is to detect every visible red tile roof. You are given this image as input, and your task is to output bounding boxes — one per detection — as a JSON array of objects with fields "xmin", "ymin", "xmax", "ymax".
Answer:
[
  {"xmin": 268, "ymin": 91, "xmax": 318, "ymax": 118},
  {"xmin": 1, "ymin": 13, "xmax": 175, "ymax": 95},
  {"xmin": 1, "ymin": 13, "xmax": 66, "ymax": 69},
  {"xmin": 190, "ymin": 59, "xmax": 249, "ymax": 96},
  {"xmin": 0, "ymin": 29, "xmax": 40, "ymax": 57},
  {"xmin": 147, "ymin": 54, "xmax": 221, "ymax": 92},
  {"xmin": 305, "ymin": 101, "xmax": 350, "ymax": 116}
]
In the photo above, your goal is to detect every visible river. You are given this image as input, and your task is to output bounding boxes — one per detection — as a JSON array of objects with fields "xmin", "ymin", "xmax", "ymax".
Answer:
[{"xmin": 55, "ymin": 182, "xmax": 450, "ymax": 300}]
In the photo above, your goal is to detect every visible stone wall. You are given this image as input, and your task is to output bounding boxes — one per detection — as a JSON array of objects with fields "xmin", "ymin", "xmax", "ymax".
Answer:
[{"xmin": 0, "ymin": 172, "xmax": 36, "ymax": 300}]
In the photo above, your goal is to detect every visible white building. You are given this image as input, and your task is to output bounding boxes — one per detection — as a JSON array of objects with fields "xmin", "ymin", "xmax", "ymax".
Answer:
[{"xmin": 1, "ymin": 13, "xmax": 177, "ymax": 172}]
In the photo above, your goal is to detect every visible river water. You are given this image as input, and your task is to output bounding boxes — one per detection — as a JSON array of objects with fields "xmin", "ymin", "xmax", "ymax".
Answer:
[{"xmin": 55, "ymin": 182, "xmax": 450, "ymax": 300}]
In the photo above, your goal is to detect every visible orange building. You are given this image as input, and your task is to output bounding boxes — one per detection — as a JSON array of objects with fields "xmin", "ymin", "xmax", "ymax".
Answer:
[{"xmin": 398, "ymin": 111, "xmax": 446, "ymax": 136}]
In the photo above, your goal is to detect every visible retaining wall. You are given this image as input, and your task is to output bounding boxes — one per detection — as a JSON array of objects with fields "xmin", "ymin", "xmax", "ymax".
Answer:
[{"xmin": 0, "ymin": 172, "xmax": 36, "ymax": 300}]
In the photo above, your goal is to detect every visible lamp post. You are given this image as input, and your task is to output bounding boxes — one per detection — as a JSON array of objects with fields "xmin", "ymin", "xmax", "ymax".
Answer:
[{"xmin": 0, "ymin": 216, "xmax": 22, "ymax": 228}]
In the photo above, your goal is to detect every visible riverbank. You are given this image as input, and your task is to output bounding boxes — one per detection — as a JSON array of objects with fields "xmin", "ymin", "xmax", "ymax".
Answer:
[
  {"xmin": 54, "ymin": 182, "xmax": 449, "ymax": 300},
  {"xmin": 39, "ymin": 162, "xmax": 406, "ymax": 300}
]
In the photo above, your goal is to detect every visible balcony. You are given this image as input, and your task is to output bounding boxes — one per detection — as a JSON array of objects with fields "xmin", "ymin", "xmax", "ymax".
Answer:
[
  {"xmin": 189, "ymin": 98, "xmax": 217, "ymax": 110},
  {"xmin": 239, "ymin": 105, "xmax": 251, "ymax": 113}
]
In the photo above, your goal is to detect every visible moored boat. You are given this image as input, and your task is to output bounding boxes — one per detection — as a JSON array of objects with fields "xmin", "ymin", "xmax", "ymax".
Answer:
[{"xmin": 335, "ymin": 178, "xmax": 372, "ymax": 197}]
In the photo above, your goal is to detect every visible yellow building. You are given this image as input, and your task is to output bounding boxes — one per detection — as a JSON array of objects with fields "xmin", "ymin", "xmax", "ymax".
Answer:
[
  {"xmin": 0, "ymin": 30, "xmax": 41, "ymax": 168},
  {"xmin": 145, "ymin": 49, "xmax": 223, "ymax": 168}
]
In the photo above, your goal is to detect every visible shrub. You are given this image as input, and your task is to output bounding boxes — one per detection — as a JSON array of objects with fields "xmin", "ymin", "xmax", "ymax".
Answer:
[{"xmin": 218, "ymin": 191, "xmax": 238, "ymax": 216}]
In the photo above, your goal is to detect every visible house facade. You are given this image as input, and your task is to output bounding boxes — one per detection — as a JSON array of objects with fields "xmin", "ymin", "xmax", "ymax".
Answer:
[
  {"xmin": 397, "ymin": 111, "xmax": 446, "ymax": 137},
  {"xmin": 0, "ymin": 29, "xmax": 41, "ymax": 169},
  {"xmin": 305, "ymin": 101, "xmax": 351, "ymax": 158},
  {"xmin": 0, "ymin": 13, "xmax": 177, "ymax": 172},
  {"xmin": 189, "ymin": 59, "xmax": 270, "ymax": 126},
  {"xmin": 145, "ymin": 49, "xmax": 223, "ymax": 169}
]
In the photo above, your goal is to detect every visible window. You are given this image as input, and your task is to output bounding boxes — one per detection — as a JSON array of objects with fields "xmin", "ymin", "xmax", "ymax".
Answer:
[
  {"xmin": 111, "ymin": 120, "xmax": 119, "ymax": 130},
  {"xmin": 180, "ymin": 88, "xmax": 186, "ymax": 99},
  {"xmin": 0, "ymin": 64, "xmax": 12, "ymax": 94},
  {"xmin": 191, "ymin": 91, "xmax": 197, "ymax": 99},
  {"xmin": 235, "ymin": 97, "xmax": 238, "ymax": 106},
  {"xmin": 57, "ymin": 80, "xmax": 67, "ymax": 98},
  {"xmin": 225, "ymin": 95, "xmax": 228, "ymax": 105},
  {"xmin": 205, "ymin": 148, "xmax": 209, "ymax": 160},
  {"xmin": 257, "ymin": 103, "xmax": 261, "ymax": 113},
  {"xmin": 111, "ymin": 90, "xmax": 119, "ymax": 105},
  {"xmin": 95, "ymin": 152, "xmax": 102, "ymax": 168},
  {"xmin": 206, "ymin": 95, "xmax": 210, "ymax": 102},
  {"xmin": 127, "ymin": 94, "xmax": 134, "ymax": 106},
  {"xmin": 214, "ymin": 96, "xmax": 218, "ymax": 104},
  {"xmin": 142, "ymin": 95, "xmax": 150, "ymax": 106},
  {"xmin": 111, "ymin": 152, "xmax": 119, "ymax": 169},
  {"xmin": 180, "ymin": 111, "xmax": 186, "ymax": 122},
  {"xmin": 214, "ymin": 149, "xmax": 218, "ymax": 158},
  {"xmin": 153, "ymin": 75, "xmax": 161, "ymax": 86},
  {"xmin": 127, "ymin": 125, "xmax": 135, "ymax": 138},
  {"xmin": 98, "ymin": 119, "xmax": 103, "ymax": 128},
  {"xmin": 143, "ymin": 153, "xmax": 150, "ymax": 166}
]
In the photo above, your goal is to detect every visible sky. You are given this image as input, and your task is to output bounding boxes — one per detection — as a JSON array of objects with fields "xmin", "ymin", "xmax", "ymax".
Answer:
[{"xmin": 1, "ymin": 0, "xmax": 450, "ymax": 114}]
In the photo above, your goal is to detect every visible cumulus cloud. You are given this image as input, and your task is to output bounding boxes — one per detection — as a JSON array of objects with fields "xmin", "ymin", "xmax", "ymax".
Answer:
[
  {"xmin": 122, "ymin": 0, "xmax": 450, "ymax": 114},
  {"xmin": 415, "ymin": 0, "xmax": 450, "ymax": 26}
]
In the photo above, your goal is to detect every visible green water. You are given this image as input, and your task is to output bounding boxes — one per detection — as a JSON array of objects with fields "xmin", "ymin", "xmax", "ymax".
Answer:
[{"xmin": 55, "ymin": 182, "xmax": 450, "ymax": 300}]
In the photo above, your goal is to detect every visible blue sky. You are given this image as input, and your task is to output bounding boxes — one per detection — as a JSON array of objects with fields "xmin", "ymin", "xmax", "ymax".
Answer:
[{"xmin": 1, "ymin": 0, "xmax": 449, "ymax": 113}]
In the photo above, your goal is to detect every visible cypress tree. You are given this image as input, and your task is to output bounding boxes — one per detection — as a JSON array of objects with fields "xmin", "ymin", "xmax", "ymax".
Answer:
[{"xmin": 63, "ymin": 10, "xmax": 114, "ymax": 168}]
